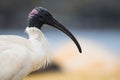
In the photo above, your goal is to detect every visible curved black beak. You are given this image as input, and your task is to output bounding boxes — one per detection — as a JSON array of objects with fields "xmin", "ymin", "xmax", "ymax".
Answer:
[
  {"xmin": 47, "ymin": 17, "xmax": 82, "ymax": 53},
  {"xmin": 28, "ymin": 7, "xmax": 82, "ymax": 53}
]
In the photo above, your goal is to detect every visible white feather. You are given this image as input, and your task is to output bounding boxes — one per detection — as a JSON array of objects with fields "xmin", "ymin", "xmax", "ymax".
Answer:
[{"xmin": 0, "ymin": 27, "xmax": 50, "ymax": 80}]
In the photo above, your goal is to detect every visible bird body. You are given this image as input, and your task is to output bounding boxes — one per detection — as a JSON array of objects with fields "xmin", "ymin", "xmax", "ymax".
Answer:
[{"xmin": 0, "ymin": 27, "xmax": 50, "ymax": 80}]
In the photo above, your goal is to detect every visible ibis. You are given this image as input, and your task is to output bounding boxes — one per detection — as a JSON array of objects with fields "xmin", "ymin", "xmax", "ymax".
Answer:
[{"xmin": 0, "ymin": 7, "xmax": 82, "ymax": 80}]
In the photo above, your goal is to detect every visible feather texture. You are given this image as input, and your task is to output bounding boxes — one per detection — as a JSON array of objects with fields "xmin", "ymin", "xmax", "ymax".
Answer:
[{"xmin": 0, "ymin": 27, "xmax": 50, "ymax": 80}]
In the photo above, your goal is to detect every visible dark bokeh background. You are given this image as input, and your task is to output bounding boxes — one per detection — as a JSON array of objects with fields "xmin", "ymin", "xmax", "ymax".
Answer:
[{"xmin": 0, "ymin": 0, "xmax": 120, "ymax": 29}]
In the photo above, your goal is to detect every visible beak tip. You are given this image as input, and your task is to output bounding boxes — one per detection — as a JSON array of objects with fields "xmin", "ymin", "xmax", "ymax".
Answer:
[
  {"xmin": 79, "ymin": 49, "xmax": 82, "ymax": 53},
  {"xmin": 78, "ymin": 46, "xmax": 82, "ymax": 53}
]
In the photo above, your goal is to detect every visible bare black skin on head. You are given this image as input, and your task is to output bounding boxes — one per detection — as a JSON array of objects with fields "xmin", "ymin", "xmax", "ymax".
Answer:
[{"xmin": 28, "ymin": 7, "xmax": 82, "ymax": 53}]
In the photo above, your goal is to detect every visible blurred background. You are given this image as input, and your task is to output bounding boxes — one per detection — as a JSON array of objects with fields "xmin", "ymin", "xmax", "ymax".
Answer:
[
  {"xmin": 0, "ymin": 0, "xmax": 120, "ymax": 29},
  {"xmin": 0, "ymin": 0, "xmax": 120, "ymax": 80}
]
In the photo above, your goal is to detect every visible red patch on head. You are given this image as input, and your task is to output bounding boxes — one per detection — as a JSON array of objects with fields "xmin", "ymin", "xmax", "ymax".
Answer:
[{"xmin": 29, "ymin": 9, "xmax": 39, "ymax": 18}]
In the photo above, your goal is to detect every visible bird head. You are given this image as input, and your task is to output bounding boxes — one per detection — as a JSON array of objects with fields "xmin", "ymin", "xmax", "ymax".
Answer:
[{"xmin": 28, "ymin": 7, "xmax": 82, "ymax": 53}]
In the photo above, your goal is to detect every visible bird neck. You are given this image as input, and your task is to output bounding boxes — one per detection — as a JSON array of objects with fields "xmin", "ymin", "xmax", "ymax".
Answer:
[
  {"xmin": 26, "ymin": 27, "xmax": 48, "ymax": 56},
  {"xmin": 28, "ymin": 18, "xmax": 43, "ymax": 29},
  {"xmin": 29, "ymin": 31, "xmax": 46, "ymax": 42},
  {"xmin": 28, "ymin": 30, "xmax": 49, "ymax": 71}
]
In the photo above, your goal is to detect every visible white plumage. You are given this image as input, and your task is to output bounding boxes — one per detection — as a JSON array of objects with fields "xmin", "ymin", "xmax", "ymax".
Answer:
[{"xmin": 0, "ymin": 27, "xmax": 50, "ymax": 80}]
